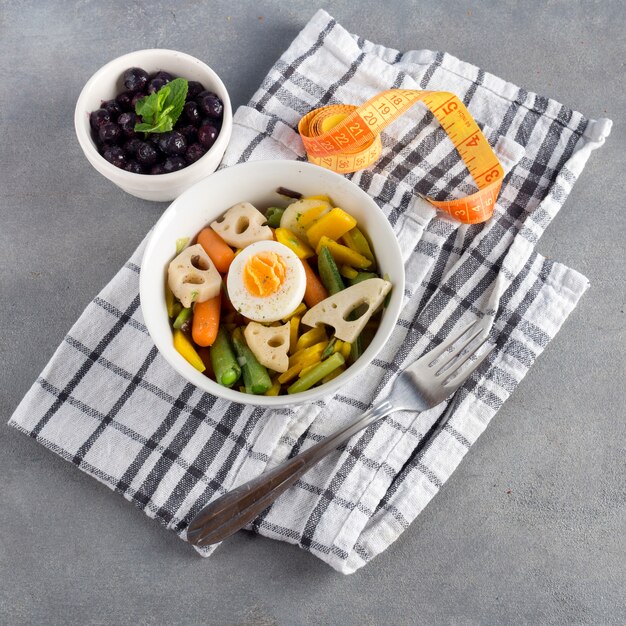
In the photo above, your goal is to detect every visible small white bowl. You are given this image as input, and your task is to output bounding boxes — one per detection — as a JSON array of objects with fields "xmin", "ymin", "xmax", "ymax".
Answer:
[
  {"xmin": 74, "ymin": 49, "xmax": 232, "ymax": 202},
  {"xmin": 140, "ymin": 160, "xmax": 405, "ymax": 407}
]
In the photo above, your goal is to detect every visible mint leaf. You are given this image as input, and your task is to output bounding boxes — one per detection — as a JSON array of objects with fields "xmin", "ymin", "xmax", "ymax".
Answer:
[
  {"xmin": 133, "ymin": 78, "xmax": 188, "ymax": 134},
  {"xmin": 161, "ymin": 78, "xmax": 188, "ymax": 126}
]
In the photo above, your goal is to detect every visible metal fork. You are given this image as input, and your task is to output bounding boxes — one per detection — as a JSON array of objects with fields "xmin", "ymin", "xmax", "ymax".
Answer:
[{"xmin": 186, "ymin": 320, "xmax": 495, "ymax": 547}]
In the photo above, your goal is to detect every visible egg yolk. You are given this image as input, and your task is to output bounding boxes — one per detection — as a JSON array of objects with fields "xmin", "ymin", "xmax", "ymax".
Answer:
[{"xmin": 243, "ymin": 251, "xmax": 287, "ymax": 297}]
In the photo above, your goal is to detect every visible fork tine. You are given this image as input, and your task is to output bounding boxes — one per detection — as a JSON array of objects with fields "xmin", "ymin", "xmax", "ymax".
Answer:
[
  {"xmin": 443, "ymin": 340, "xmax": 496, "ymax": 388},
  {"xmin": 434, "ymin": 326, "xmax": 484, "ymax": 375},
  {"xmin": 424, "ymin": 320, "xmax": 479, "ymax": 366}
]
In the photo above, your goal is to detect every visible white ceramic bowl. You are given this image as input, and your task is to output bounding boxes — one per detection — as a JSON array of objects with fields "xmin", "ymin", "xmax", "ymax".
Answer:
[
  {"xmin": 74, "ymin": 49, "xmax": 232, "ymax": 201},
  {"xmin": 140, "ymin": 160, "xmax": 405, "ymax": 407}
]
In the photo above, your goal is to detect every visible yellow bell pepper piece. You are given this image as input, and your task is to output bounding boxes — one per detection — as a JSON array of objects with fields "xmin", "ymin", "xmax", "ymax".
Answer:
[
  {"xmin": 299, "ymin": 204, "xmax": 329, "ymax": 229},
  {"xmin": 289, "ymin": 341, "xmax": 327, "ymax": 368},
  {"xmin": 173, "ymin": 329, "xmax": 206, "ymax": 372},
  {"xmin": 315, "ymin": 236, "xmax": 372, "ymax": 269},
  {"xmin": 333, "ymin": 339, "xmax": 343, "ymax": 354},
  {"xmin": 306, "ymin": 208, "xmax": 357, "ymax": 248},
  {"xmin": 275, "ymin": 227, "xmax": 314, "ymax": 259},
  {"xmin": 295, "ymin": 326, "xmax": 327, "ymax": 352},
  {"xmin": 339, "ymin": 265, "xmax": 358, "ymax": 279},
  {"xmin": 282, "ymin": 302, "xmax": 307, "ymax": 322},
  {"xmin": 303, "ymin": 194, "xmax": 332, "ymax": 203},
  {"xmin": 299, "ymin": 361, "xmax": 320, "ymax": 378},
  {"xmin": 340, "ymin": 341, "xmax": 352, "ymax": 360},
  {"xmin": 277, "ymin": 362, "xmax": 304, "ymax": 384},
  {"xmin": 342, "ymin": 227, "xmax": 375, "ymax": 262},
  {"xmin": 264, "ymin": 380, "xmax": 282, "ymax": 396},
  {"xmin": 289, "ymin": 316, "xmax": 300, "ymax": 354}
]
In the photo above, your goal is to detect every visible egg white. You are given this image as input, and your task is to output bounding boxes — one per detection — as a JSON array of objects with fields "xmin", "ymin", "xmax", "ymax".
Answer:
[{"xmin": 226, "ymin": 240, "xmax": 306, "ymax": 323}]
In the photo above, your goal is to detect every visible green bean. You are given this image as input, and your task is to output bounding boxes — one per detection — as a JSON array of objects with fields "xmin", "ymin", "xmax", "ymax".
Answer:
[
  {"xmin": 265, "ymin": 206, "xmax": 286, "ymax": 228},
  {"xmin": 231, "ymin": 329, "xmax": 272, "ymax": 394},
  {"xmin": 287, "ymin": 353, "xmax": 345, "ymax": 394},
  {"xmin": 318, "ymin": 246, "xmax": 345, "ymax": 295},
  {"xmin": 172, "ymin": 306, "xmax": 192, "ymax": 330},
  {"xmin": 210, "ymin": 327, "xmax": 241, "ymax": 388},
  {"xmin": 320, "ymin": 337, "xmax": 338, "ymax": 361}
]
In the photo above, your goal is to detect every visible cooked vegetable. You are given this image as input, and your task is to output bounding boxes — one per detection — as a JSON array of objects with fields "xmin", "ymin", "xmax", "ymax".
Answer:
[
  {"xmin": 301, "ymin": 259, "xmax": 329, "ymax": 307},
  {"xmin": 282, "ymin": 302, "xmax": 307, "ymax": 322},
  {"xmin": 264, "ymin": 380, "xmax": 282, "ymax": 396},
  {"xmin": 231, "ymin": 328, "xmax": 272, "ymax": 394},
  {"xmin": 175, "ymin": 237, "xmax": 190, "ymax": 255},
  {"xmin": 305, "ymin": 208, "xmax": 357, "ymax": 248},
  {"xmin": 275, "ymin": 227, "xmax": 314, "ymax": 259},
  {"xmin": 280, "ymin": 198, "xmax": 331, "ymax": 239},
  {"xmin": 295, "ymin": 326, "xmax": 327, "ymax": 352},
  {"xmin": 348, "ymin": 271, "xmax": 379, "ymax": 286},
  {"xmin": 321, "ymin": 365, "xmax": 345, "ymax": 384},
  {"xmin": 209, "ymin": 327, "xmax": 241, "ymax": 387},
  {"xmin": 265, "ymin": 206, "xmax": 286, "ymax": 228},
  {"xmin": 210, "ymin": 202, "xmax": 273, "ymax": 248},
  {"xmin": 243, "ymin": 321, "xmax": 290, "ymax": 373},
  {"xmin": 301, "ymin": 278, "xmax": 392, "ymax": 343},
  {"xmin": 315, "ymin": 236, "xmax": 372, "ymax": 269},
  {"xmin": 342, "ymin": 227, "xmax": 375, "ymax": 263},
  {"xmin": 173, "ymin": 306, "xmax": 193, "ymax": 330},
  {"xmin": 165, "ymin": 283, "xmax": 177, "ymax": 318},
  {"xmin": 320, "ymin": 337, "xmax": 338, "ymax": 360},
  {"xmin": 339, "ymin": 265, "xmax": 358, "ymax": 280},
  {"xmin": 349, "ymin": 334, "xmax": 363, "ymax": 364},
  {"xmin": 197, "ymin": 228, "xmax": 235, "ymax": 273},
  {"xmin": 168, "ymin": 243, "xmax": 221, "ymax": 308},
  {"xmin": 289, "ymin": 316, "xmax": 300, "ymax": 354},
  {"xmin": 173, "ymin": 329, "xmax": 206, "ymax": 372},
  {"xmin": 299, "ymin": 203, "xmax": 331, "ymax": 229},
  {"xmin": 287, "ymin": 353, "xmax": 345, "ymax": 394},
  {"xmin": 192, "ymin": 294, "xmax": 221, "ymax": 347},
  {"xmin": 317, "ymin": 246, "xmax": 345, "ymax": 295}
]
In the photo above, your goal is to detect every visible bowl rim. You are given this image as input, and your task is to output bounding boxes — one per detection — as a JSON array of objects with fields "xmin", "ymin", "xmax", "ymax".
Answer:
[
  {"xmin": 139, "ymin": 159, "xmax": 405, "ymax": 407},
  {"xmin": 74, "ymin": 48, "xmax": 233, "ymax": 186}
]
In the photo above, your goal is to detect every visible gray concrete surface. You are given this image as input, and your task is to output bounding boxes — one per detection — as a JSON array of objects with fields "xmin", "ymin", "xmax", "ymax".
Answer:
[{"xmin": 1, "ymin": 1, "xmax": 624, "ymax": 624}]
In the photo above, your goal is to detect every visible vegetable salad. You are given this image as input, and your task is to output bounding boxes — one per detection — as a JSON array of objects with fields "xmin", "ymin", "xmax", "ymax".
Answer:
[{"xmin": 165, "ymin": 189, "xmax": 392, "ymax": 396}]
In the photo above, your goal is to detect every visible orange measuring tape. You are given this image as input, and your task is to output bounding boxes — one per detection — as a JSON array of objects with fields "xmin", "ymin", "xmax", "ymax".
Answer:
[{"xmin": 298, "ymin": 89, "xmax": 503, "ymax": 224}]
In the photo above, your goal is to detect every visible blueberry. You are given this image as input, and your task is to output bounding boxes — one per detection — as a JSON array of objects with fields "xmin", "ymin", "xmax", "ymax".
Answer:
[
  {"xmin": 186, "ymin": 81, "xmax": 204, "ymax": 100},
  {"xmin": 99, "ymin": 122, "xmax": 122, "ymax": 144},
  {"xmin": 101, "ymin": 99, "xmax": 122, "ymax": 119},
  {"xmin": 157, "ymin": 131, "xmax": 187, "ymax": 156},
  {"xmin": 197, "ymin": 92, "xmax": 223, "ymax": 118},
  {"xmin": 136, "ymin": 141, "xmax": 160, "ymax": 165},
  {"xmin": 124, "ymin": 160, "xmax": 146, "ymax": 174},
  {"xmin": 151, "ymin": 163, "xmax": 167, "ymax": 175},
  {"xmin": 117, "ymin": 112, "xmax": 137, "ymax": 137},
  {"xmin": 198, "ymin": 123, "xmax": 218, "ymax": 149},
  {"xmin": 123, "ymin": 137, "xmax": 142, "ymax": 156},
  {"xmin": 115, "ymin": 91, "xmax": 134, "ymax": 112},
  {"xmin": 123, "ymin": 67, "xmax": 149, "ymax": 92},
  {"xmin": 176, "ymin": 124, "xmax": 198, "ymax": 143},
  {"xmin": 153, "ymin": 70, "xmax": 174, "ymax": 83},
  {"xmin": 131, "ymin": 91, "xmax": 147, "ymax": 109},
  {"xmin": 185, "ymin": 143, "xmax": 206, "ymax": 164},
  {"xmin": 183, "ymin": 101, "xmax": 202, "ymax": 125},
  {"xmin": 89, "ymin": 108, "xmax": 111, "ymax": 130},
  {"xmin": 147, "ymin": 77, "xmax": 167, "ymax": 94},
  {"xmin": 103, "ymin": 145, "xmax": 126, "ymax": 168},
  {"xmin": 163, "ymin": 156, "xmax": 187, "ymax": 173}
]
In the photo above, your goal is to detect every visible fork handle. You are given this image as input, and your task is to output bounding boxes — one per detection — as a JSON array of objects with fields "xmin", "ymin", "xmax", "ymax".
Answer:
[{"xmin": 186, "ymin": 400, "xmax": 395, "ymax": 547}]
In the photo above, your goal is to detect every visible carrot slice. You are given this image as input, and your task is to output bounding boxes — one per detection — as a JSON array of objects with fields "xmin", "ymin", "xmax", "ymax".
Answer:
[
  {"xmin": 301, "ymin": 259, "xmax": 328, "ymax": 307},
  {"xmin": 198, "ymin": 228, "xmax": 235, "ymax": 273},
  {"xmin": 192, "ymin": 294, "xmax": 221, "ymax": 347}
]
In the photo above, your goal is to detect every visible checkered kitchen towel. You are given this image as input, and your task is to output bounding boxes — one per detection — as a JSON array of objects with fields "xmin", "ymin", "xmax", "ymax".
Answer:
[{"xmin": 9, "ymin": 10, "xmax": 611, "ymax": 574}]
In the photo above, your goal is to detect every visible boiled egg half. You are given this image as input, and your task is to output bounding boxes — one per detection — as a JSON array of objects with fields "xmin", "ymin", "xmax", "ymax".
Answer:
[{"xmin": 226, "ymin": 240, "xmax": 306, "ymax": 323}]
